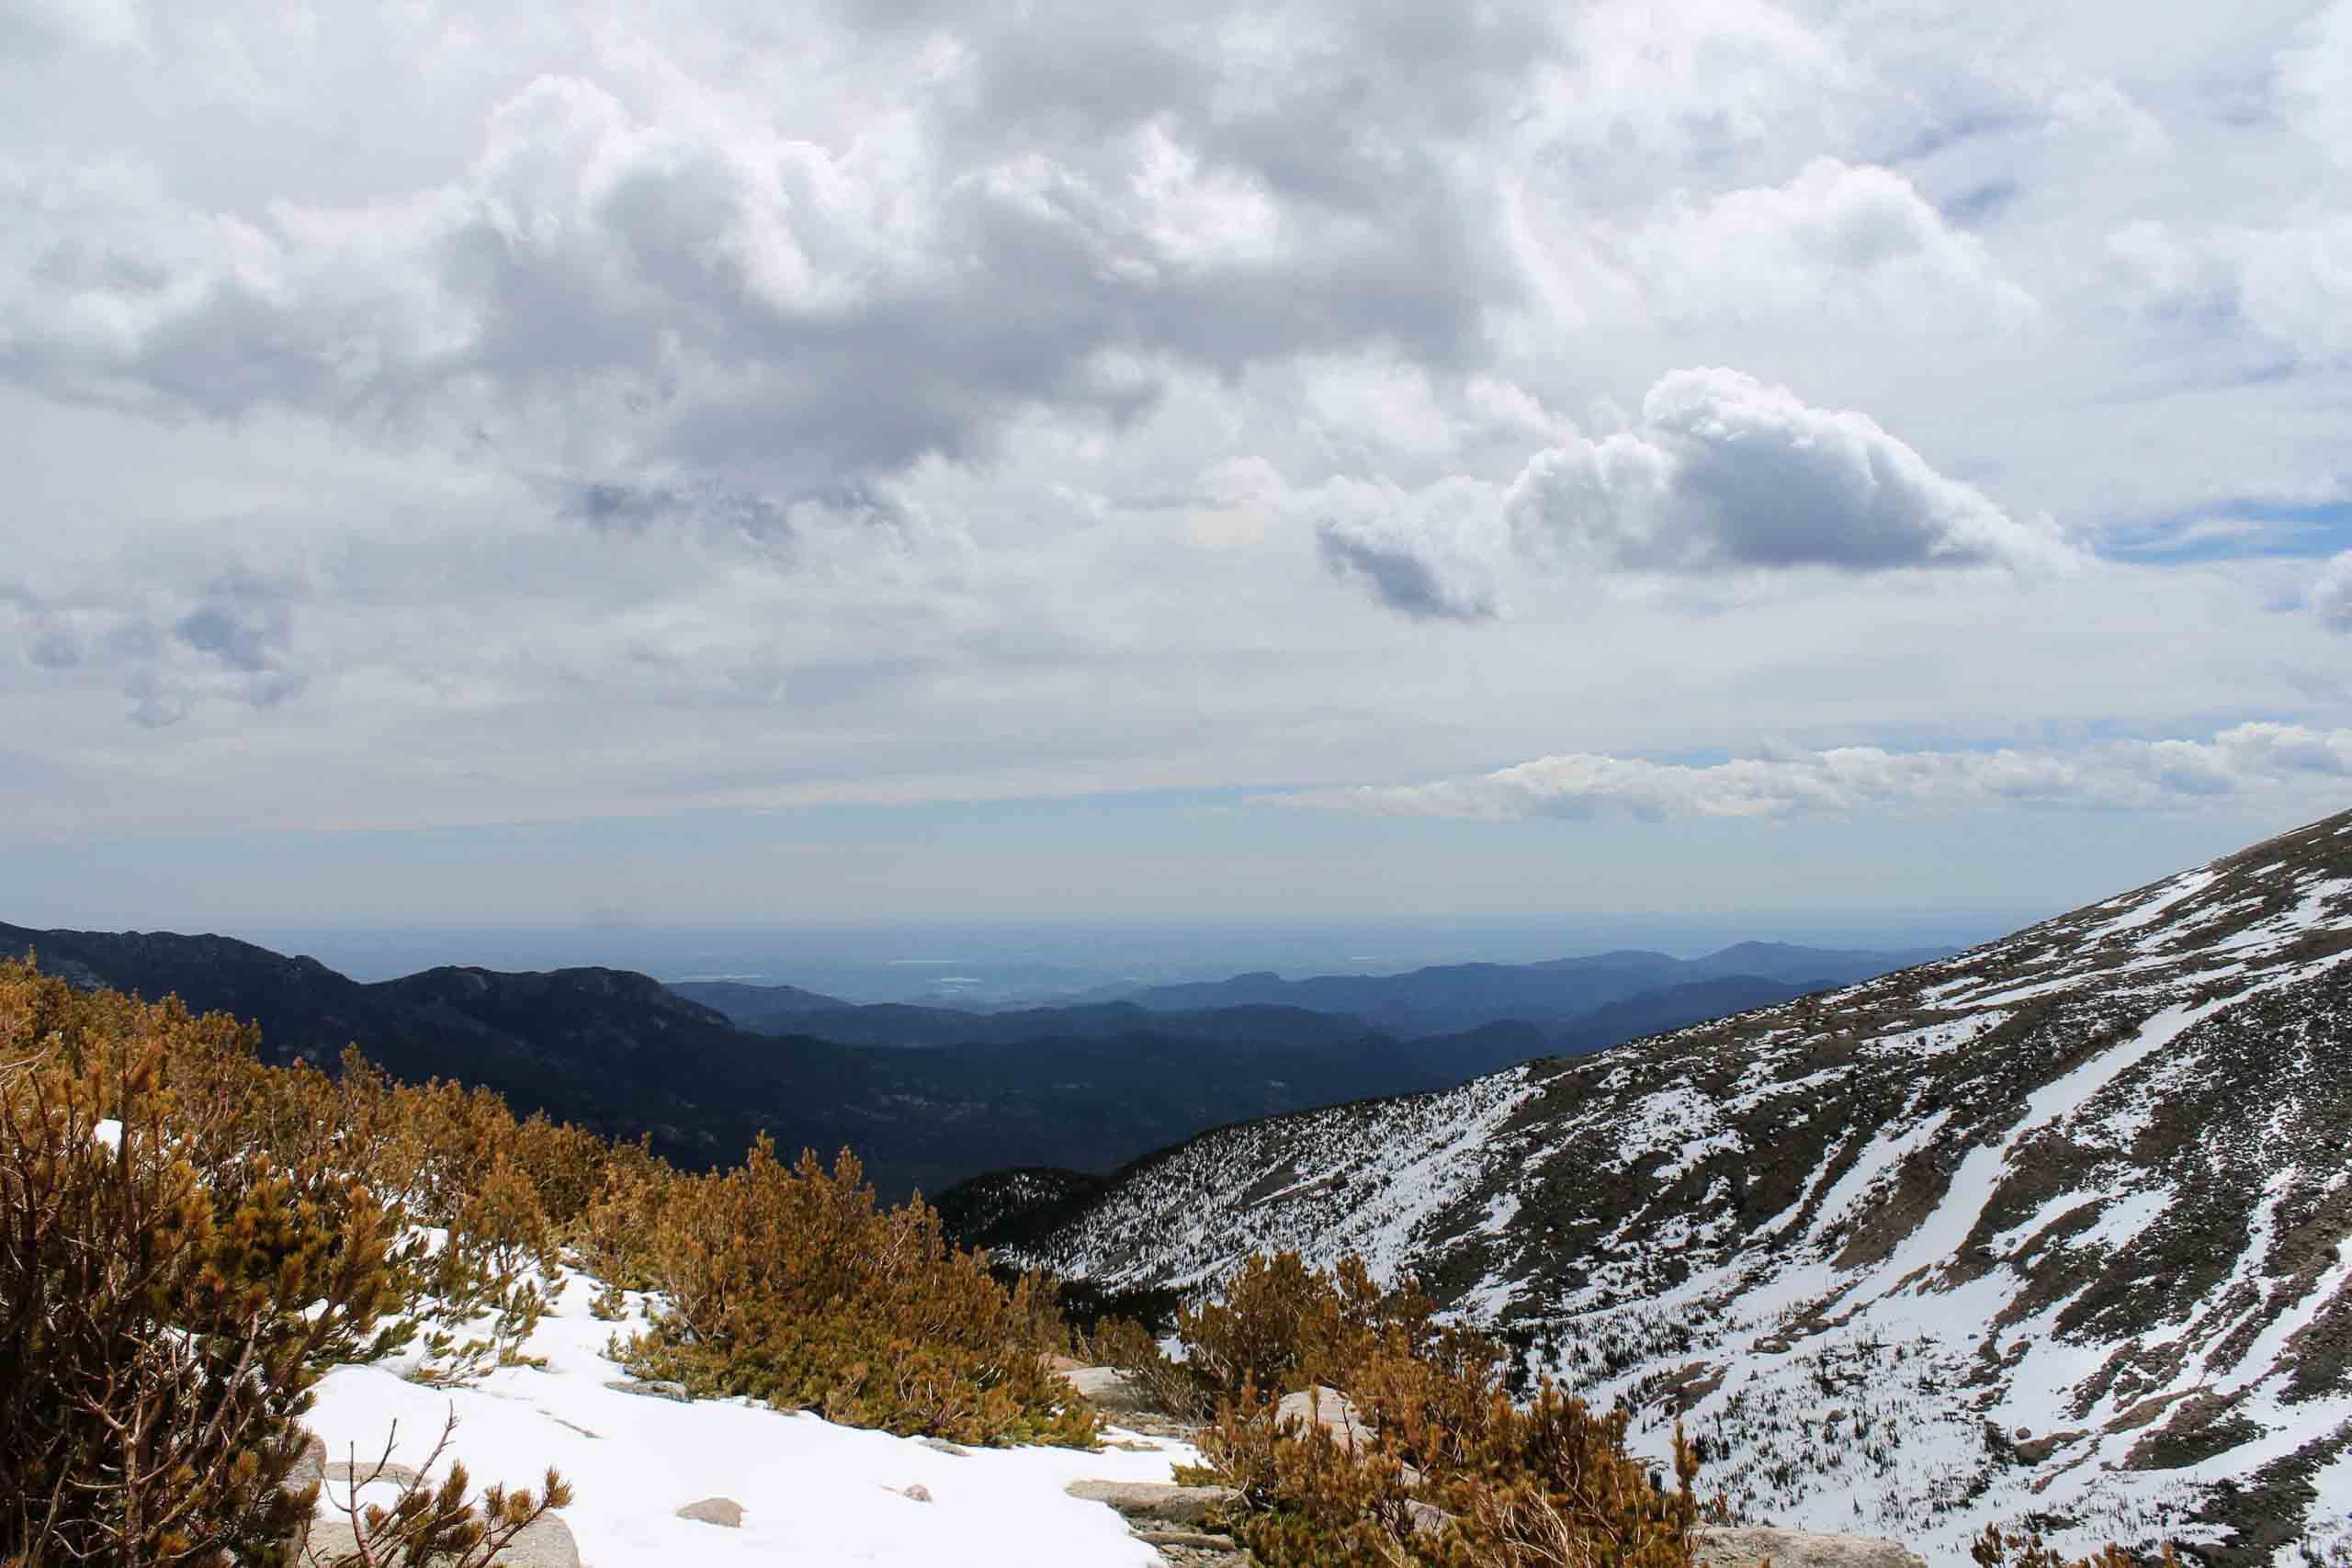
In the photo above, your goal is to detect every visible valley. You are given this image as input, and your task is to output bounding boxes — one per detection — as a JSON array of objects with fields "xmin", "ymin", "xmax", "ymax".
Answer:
[{"xmin": 0, "ymin": 919, "xmax": 1917, "ymax": 1201}]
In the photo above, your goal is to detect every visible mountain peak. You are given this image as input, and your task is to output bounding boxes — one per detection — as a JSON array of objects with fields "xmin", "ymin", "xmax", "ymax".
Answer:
[{"xmin": 1014, "ymin": 807, "xmax": 2352, "ymax": 1562}]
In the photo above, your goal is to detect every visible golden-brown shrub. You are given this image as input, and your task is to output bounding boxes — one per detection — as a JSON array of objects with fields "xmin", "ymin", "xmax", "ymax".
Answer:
[
  {"xmin": 0, "ymin": 964, "xmax": 406, "ymax": 1567},
  {"xmin": 1970, "ymin": 1526, "xmax": 2185, "ymax": 1568},
  {"xmin": 306, "ymin": 1414, "xmax": 570, "ymax": 1568},
  {"xmin": 1179, "ymin": 1251, "xmax": 1434, "ymax": 1408},
  {"xmin": 1181, "ymin": 1252, "xmax": 1701, "ymax": 1568},
  {"xmin": 616, "ymin": 1141, "xmax": 1101, "ymax": 1447},
  {"xmin": 3, "ymin": 956, "xmax": 1098, "ymax": 1464}
]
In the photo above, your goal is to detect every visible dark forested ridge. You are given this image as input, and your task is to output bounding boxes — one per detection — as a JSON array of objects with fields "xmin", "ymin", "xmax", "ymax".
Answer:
[{"xmin": 0, "ymin": 919, "xmax": 1784, "ymax": 1200}]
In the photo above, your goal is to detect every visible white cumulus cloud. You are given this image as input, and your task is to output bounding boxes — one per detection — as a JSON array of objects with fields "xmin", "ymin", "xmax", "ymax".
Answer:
[
  {"xmin": 1273, "ymin": 723, "xmax": 2352, "ymax": 820},
  {"xmin": 1507, "ymin": 367, "xmax": 2070, "ymax": 576},
  {"xmin": 1626, "ymin": 160, "xmax": 2039, "ymax": 333},
  {"xmin": 1312, "ymin": 367, "xmax": 2071, "ymax": 618}
]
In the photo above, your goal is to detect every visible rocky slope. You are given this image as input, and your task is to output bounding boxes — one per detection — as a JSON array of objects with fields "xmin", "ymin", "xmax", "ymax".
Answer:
[{"xmin": 1017, "ymin": 810, "xmax": 2352, "ymax": 1564}]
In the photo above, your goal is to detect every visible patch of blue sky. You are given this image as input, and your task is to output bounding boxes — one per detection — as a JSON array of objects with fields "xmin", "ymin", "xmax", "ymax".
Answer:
[{"xmin": 2100, "ymin": 497, "xmax": 2352, "ymax": 562}]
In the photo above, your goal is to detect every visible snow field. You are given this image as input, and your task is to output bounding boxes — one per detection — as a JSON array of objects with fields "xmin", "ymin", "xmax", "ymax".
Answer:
[{"xmin": 302, "ymin": 1266, "xmax": 1194, "ymax": 1568}]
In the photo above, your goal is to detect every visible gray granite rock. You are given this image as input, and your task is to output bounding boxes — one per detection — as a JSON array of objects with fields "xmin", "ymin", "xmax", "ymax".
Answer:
[
  {"xmin": 325, "ymin": 1460, "xmax": 424, "ymax": 1489},
  {"xmin": 492, "ymin": 1514, "xmax": 582, "ymax": 1568},
  {"xmin": 299, "ymin": 1512, "xmax": 579, "ymax": 1567},
  {"xmin": 1695, "ymin": 1526, "xmax": 1928, "ymax": 1568},
  {"xmin": 286, "ymin": 1433, "xmax": 327, "ymax": 1500},
  {"xmin": 1275, "ymin": 1385, "xmax": 1374, "ymax": 1455},
  {"xmin": 1059, "ymin": 1364, "xmax": 1160, "ymax": 1416},
  {"xmin": 1065, "ymin": 1479, "xmax": 1238, "ymax": 1529},
  {"xmin": 675, "ymin": 1496, "xmax": 745, "ymax": 1528}
]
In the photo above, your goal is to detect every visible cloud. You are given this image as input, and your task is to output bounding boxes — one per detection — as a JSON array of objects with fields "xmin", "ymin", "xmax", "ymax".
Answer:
[
  {"xmin": 2278, "ymin": 0, "xmax": 2352, "ymax": 169},
  {"xmin": 1303, "ymin": 367, "xmax": 2071, "ymax": 617},
  {"xmin": 2111, "ymin": 213, "xmax": 2352, "ymax": 367},
  {"xmin": 4, "ymin": 0, "xmax": 2352, "ymax": 911},
  {"xmin": 5, "ymin": 569, "xmax": 304, "ymax": 728},
  {"xmin": 0, "ymin": 18, "xmax": 1535, "ymax": 521},
  {"xmin": 1623, "ymin": 160, "xmax": 2039, "ymax": 332},
  {"xmin": 1506, "ymin": 368, "xmax": 2069, "ymax": 575},
  {"xmin": 2096, "ymin": 20, "xmax": 2352, "ymax": 371},
  {"xmin": 2312, "ymin": 552, "xmax": 2352, "ymax": 633},
  {"xmin": 1314, "ymin": 476, "xmax": 1502, "ymax": 622},
  {"xmin": 1272, "ymin": 723, "xmax": 2352, "ymax": 821}
]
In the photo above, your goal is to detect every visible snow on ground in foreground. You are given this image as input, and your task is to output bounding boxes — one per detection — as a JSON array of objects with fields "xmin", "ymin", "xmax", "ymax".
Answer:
[{"xmin": 304, "ymin": 1267, "xmax": 1193, "ymax": 1568}]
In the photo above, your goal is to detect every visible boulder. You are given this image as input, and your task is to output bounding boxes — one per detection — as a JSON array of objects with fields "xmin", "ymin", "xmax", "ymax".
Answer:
[
  {"xmin": 675, "ymin": 1497, "xmax": 745, "ymax": 1528},
  {"xmin": 492, "ymin": 1515, "xmax": 582, "ymax": 1568},
  {"xmin": 300, "ymin": 1513, "xmax": 579, "ymax": 1567},
  {"xmin": 919, "ymin": 1438, "xmax": 971, "ymax": 1457},
  {"xmin": 603, "ymin": 1378, "xmax": 690, "ymax": 1403},
  {"xmin": 1275, "ymin": 1386, "xmax": 1374, "ymax": 1456},
  {"xmin": 1059, "ymin": 1365, "xmax": 1153, "ymax": 1413},
  {"xmin": 1273, "ymin": 1386, "xmax": 1421, "ymax": 1483},
  {"xmin": 1065, "ymin": 1480, "xmax": 1239, "ymax": 1530},
  {"xmin": 1695, "ymin": 1526, "xmax": 1928, "ymax": 1568},
  {"xmin": 325, "ymin": 1460, "xmax": 424, "ymax": 1489},
  {"xmin": 286, "ymin": 1433, "xmax": 327, "ymax": 1500}
]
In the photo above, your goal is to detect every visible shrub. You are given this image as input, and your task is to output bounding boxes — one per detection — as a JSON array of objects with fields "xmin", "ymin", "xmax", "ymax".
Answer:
[
  {"xmin": 0, "ymin": 964, "xmax": 404, "ymax": 1567},
  {"xmin": 5, "ymin": 956, "xmax": 1105, "ymax": 1480},
  {"xmin": 616, "ymin": 1141, "xmax": 1101, "ymax": 1447},
  {"xmin": 1179, "ymin": 1250, "xmax": 1434, "ymax": 1406},
  {"xmin": 1971, "ymin": 1526, "xmax": 2185, "ymax": 1568},
  {"xmin": 1180, "ymin": 1251, "xmax": 1702, "ymax": 1568},
  {"xmin": 307, "ymin": 1414, "xmax": 570, "ymax": 1568}
]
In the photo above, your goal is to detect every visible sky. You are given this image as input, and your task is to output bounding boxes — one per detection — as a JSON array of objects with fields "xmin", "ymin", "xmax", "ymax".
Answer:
[{"xmin": 3, "ymin": 0, "xmax": 2350, "ymax": 931}]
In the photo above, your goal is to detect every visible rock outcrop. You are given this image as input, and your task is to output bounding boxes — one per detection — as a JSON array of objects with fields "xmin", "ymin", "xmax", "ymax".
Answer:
[
  {"xmin": 1697, "ymin": 1526, "xmax": 1928, "ymax": 1568},
  {"xmin": 300, "ymin": 1513, "xmax": 581, "ymax": 1567},
  {"xmin": 1064, "ymin": 1479, "xmax": 1239, "ymax": 1530}
]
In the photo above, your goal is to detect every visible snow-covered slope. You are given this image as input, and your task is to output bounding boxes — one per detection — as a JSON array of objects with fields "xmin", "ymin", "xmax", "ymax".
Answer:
[
  {"xmin": 1018, "ymin": 810, "xmax": 2352, "ymax": 1565},
  {"xmin": 300, "ymin": 1263, "xmax": 1196, "ymax": 1567}
]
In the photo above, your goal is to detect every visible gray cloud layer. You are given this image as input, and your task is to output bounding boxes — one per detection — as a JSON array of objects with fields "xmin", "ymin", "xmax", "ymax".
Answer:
[{"xmin": 1, "ymin": 0, "xmax": 2348, "ymax": 876}]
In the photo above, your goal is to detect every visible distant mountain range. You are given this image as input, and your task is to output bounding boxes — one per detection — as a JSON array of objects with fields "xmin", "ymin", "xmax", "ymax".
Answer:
[
  {"xmin": 1100, "ymin": 940, "xmax": 1943, "ymax": 1037},
  {"xmin": 1, "ymin": 919, "xmax": 1922, "ymax": 1201},
  {"xmin": 672, "ymin": 939, "xmax": 1938, "ymax": 1044},
  {"xmin": 1004, "ymin": 808, "xmax": 2352, "ymax": 1562}
]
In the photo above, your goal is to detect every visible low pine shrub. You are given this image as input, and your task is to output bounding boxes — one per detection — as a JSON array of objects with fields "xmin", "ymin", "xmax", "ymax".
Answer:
[
  {"xmin": 308, "ymin": 1414, "xmax": 571, "ymax": 1568},
  {"xmin": 1972, "ymin": 1526, "xmax": 2185, "ymax": 1568},
  {"xmin": 3, "ymin": 953, "xmax": 1112, "ymax": 1498},
  {"xmin": 0, "ymin": 964, "xmax": 408, "ymax": 1566},
  {"xmin": 1181, "ymin": 1250, "xmax": 1434, "ymax": 1405},
  {"xmin": 1178, "ymin": 1251, "xmax": 1702, "ymax": 1568},
  {"xmin": 616, "ymin": 1141, "xmax": 1101, "ymax": 1448}
]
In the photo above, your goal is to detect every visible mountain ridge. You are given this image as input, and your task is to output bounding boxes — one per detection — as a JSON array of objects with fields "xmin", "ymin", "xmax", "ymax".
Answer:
[
  {"xmin": 672, "ymin": 940, "xmax": 1931, "ymax": 1048},
  {"xmin": 2, "ymin": 921, "xmax": 1724, "ymax": 1201},
  {"xmin": 1101, "ymin": 941, "xmax": 1943, "ymax": 1037},
  {"xmin": 1012, "ymin": 808, "xmax": 2352, "ymax": 1563}
]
